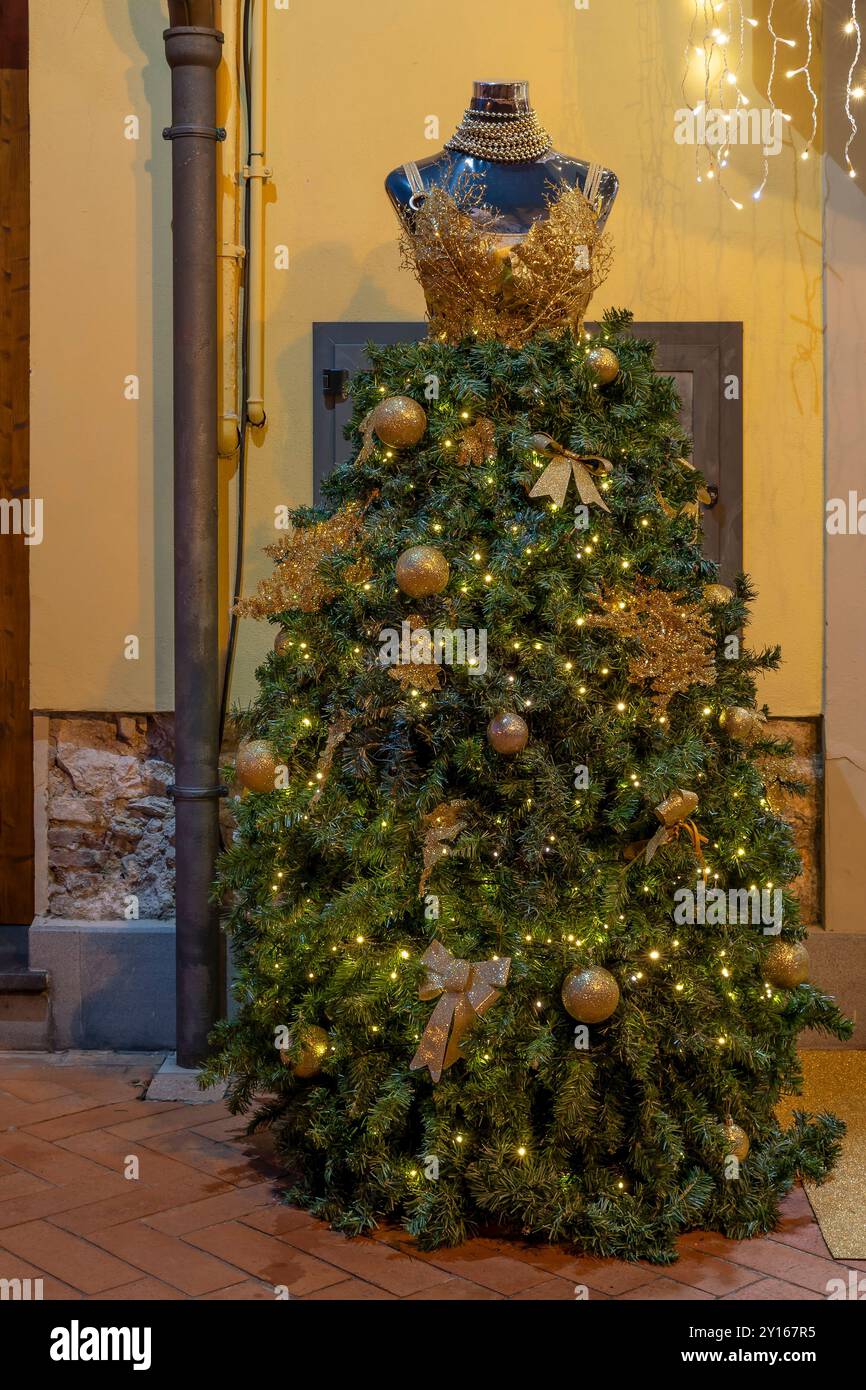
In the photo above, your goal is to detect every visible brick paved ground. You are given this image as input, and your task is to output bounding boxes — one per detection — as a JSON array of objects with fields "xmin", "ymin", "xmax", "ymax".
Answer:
[{"xmin": 0, "ymin": 1052, "xmax": 862, "ymax": 1302}]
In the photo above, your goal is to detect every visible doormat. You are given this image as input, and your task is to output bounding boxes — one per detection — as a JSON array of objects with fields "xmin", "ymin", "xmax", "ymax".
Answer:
[{"xmin": 778, "ymin": 1051, "xmax": 866, "ymax": 1260}]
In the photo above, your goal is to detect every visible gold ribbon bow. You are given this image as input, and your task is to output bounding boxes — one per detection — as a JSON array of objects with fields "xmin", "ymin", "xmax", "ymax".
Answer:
[
  {"xmin": 528, "ymin": 433, "xmax": 612, "ymax": 512},
  {"xmin": 410, "ymin": 940, "xmax": 511, "ymax": 1083},
  {"xmin": 625, "ymin": 789, "xmax": 707, "ymax": 867}
]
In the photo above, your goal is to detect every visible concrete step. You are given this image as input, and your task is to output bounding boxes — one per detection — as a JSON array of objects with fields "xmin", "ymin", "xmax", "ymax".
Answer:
[
  {"xmin": 0, "ymin": 926, "xmax": 52, "ymax": 1049},
  {"xmin": 0, "ymin": 980, "xmax": 52, "ymax": 1049}
]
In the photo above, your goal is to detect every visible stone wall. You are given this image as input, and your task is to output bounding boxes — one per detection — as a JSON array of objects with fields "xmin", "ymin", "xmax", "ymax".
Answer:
[
  {"xmin": 766, "ymin": 717, "xmax": 822, "ymax": 925},
  {"xmin": 46, "ymin": 715, "xmax": 175, "ymax": 920}
]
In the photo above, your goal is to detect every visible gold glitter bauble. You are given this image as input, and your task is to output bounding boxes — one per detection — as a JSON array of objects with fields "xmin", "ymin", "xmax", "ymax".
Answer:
[
  {"xmin": 561, "ymin": 966, "xmax": 620, "ymax": 1023},
  {"xmin": 723, "ymin": 1121, "xmax": 750, "ymax": 1162},
  {"xmin": 395, "ymin": 545, "xmax": 450, "ymax": 599},
  {"xmin": 763, "ymin": 939, "xmax": 810, "ymax": 989},
  {"xmin": 721, "ymin": 705, "xmax": 765, "ymax": 743},
  {"xmin": 281, "ymin": 1024, "xmax": 329, "ymax": 1078},
  {"xmin": 703, "ymin": 583, "xmax": 734, "ymax": 606},
  {"xmin": 371, "ymin": 396, "xmax": 427, "ymax": 449},
  {"xmin": 235, "ymin": 738, "xmax": 280, "ymax": 794},
  {"xmin": 273, "ymin": 627, "xmax": 292, "ymax": 656},
  {"xmin": 586, "ymin": 345, "xmax": 620, "ymax": 385},
  {"xmin": 486, "ymin": 712, "xmax": 529, "ymax": 756}
]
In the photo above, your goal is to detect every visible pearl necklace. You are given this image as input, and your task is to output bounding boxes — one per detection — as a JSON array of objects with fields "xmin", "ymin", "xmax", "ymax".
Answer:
[{"xmin": 445, "ymin": 107, "xmax": 552, "ymax": 163}]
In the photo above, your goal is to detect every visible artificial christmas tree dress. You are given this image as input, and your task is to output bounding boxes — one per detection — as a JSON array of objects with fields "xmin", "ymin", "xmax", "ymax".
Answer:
[{"xmin": 206, "ymin": 104, "xmax": 849, "ymax": 1261}]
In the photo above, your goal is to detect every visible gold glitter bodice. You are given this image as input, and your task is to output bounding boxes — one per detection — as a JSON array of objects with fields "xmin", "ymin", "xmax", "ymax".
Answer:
[{"xmin": 399, "ymin": 179, "xmax": 612, "ymax": 349}]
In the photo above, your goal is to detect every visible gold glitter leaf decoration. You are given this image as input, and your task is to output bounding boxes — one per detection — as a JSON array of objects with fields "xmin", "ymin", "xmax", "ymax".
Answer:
[
  {"xmin": 418, "ymin": 800, "xmax": 471, "ymax": 897},
  {"xmin": 456, "ymin": 416, "xmax": 496, "ymax": 467},
  {"xmin": 234, "ymin": 503, "xmax": 370, "ymax": 618},
  {"xmin": 589, "ymin": 579, "xmax": 716, "ymax": 713},
  {"xmin": 400, "ymin": 179, "xmax": 612, "ymax": 348}
]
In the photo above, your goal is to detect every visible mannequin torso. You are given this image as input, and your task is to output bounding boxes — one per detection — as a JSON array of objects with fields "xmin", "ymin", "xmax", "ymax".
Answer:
[{"xmin": 385, "ymin": 80, "xmax": 618, "ymax": 246}]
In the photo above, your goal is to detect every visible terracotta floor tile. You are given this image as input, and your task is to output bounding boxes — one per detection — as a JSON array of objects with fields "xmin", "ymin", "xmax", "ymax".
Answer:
[
  {"xmin": 144, "ymin": 1184, "xmax": 278, "ymax": 1236},
  {"xmin": 129, "ymin": 1128, "xmax": 276, "ymax": 1187},
  {"xmin": 0, "ymin": 1220, "xmax": 143, "ymax": 1294},
  {"xmin": 0, "ymin": 1130, "xmax": 128, "ymax": 1187},
  {"xmin": 86, "ymin": 1277, "xmax": 187, "ymax": 1301},
  {"xmin": 413, "ymin": 1246, "xmax": 553, "ymax": 1295},
  {"xmin": 199, "ymin": 1280, "xmax": 280, "ymax": 1300},
  {"xmin": 519, "ymin": 1247, "xmax": 658, "ymax": 1295},
  {"xmin": 768, "ymin": 1224, "xmax": 833, "ymax": 1259},
  {"xmin": 57, "ymin": 1128, "xmax": 232, "ymax": 1192},
  {"xmin": 0, "ymin": 1175, "xmax": 130, "ymax": 1228},
  {"xmin": 636, "ymin": 1252, "xmax": 760, "ymax": 1296},
  {"xmin": 617, "ymin": 1277, "xmax": 715, "ymax": 1300},
  {"xmin": 0, "ymin": 1076, "xmax": 80, "ymax": 1103},
  {"xmin": 710, "ymin": 1236, "xmax": 857, "ymax": 1295},
  {"xmin": 50, "ymin": 1181, "xmax": 227, "ymax": 1236},
  {"xmin": 25, "ymin": 1101, "xmax": 185, "ymax": 1141},
  {"xmin": 190, "ymin": 1116, "xmax": 249, "ymax": 1143},
  {"xmin": 404, "ymin": 1277, "xmax": 505, "ymax": 1300},
  {"xmin": 721, "ymin": 1276, "xmax": 825, "ymax": 1301},
  {"xmin": 0, "ymin": 1246, "xmax": 84, "ymax": 1300},
  {"xmin": 302, "ymin": 1278, "xmax": 398, "ymax": 1300},
  {"xmin": 0, "ymin": 1171, "xmax": 49, "ymax": 1203},
  {"xmin": 277, "ymin": 1224, "xmax": 453, "ymax": 1296},
  {"xmin": 240, "ymin": 1204, "xmax": 321, "ymax": 1238},
  {"xmin": 183, "ymin": 1221, "xmax": 350, "ymax": 1296},
  {"xmin": 511, "ymin": 1275, "xmax": 586, "ymax": 1300},
  {"xmin": 88, "ymin": 1219, "xmax": 248, "ymax": 1297},
  {"xmin": 106, "ymin": 1101, "xmax": 232, "ymax": 1142},
  {"xmin": 0, "ymin": 1094, "xmax": 99, "ymax": 1128}
]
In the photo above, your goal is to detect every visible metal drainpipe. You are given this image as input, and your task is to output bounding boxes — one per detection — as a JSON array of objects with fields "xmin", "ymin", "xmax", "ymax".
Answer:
[{"xmin": 163, "ymin": 9, "xmax": 226, "ymax": 1068}]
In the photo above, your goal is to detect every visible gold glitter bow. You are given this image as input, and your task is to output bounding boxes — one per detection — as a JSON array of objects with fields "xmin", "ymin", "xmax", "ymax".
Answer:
[
  {"xmin": 527, "ymin": 433, "xmax": 612, "ymax": 512},
  {"xmin": 410, "ymin": 940, "xmax": 511, "ymax": 1083},
  {"xmin": 625, "ymin": 790, "xmax": 707, "ymax": 867}
]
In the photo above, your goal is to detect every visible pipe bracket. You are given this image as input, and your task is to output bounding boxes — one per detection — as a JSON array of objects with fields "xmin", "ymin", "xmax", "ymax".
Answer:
[
  {"xmin": 163, "ymin": 124, "xmax": 227, "ymax": 141},
  {"xmin": 169, "ymin": 783, "xmax": 230, "ymax": 801}
]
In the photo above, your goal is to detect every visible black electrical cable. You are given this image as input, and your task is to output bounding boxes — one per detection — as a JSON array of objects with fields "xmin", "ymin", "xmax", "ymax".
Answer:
[{"xmin": 218, "ymin": 0, "xmax": 254, "ymax": 750}]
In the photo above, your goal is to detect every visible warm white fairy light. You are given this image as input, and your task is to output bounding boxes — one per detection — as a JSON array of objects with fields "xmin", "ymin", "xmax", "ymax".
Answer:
[
  {"xmin": 784, "ymin": 0, "xmax": 818, "ymax": 161},
  {"xmin": 845, "ymin": 1, "xmax": 862, "ymax": 177}
]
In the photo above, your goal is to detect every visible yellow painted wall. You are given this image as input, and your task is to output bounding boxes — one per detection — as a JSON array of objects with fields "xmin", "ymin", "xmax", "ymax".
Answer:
[{"xmin": 30, "ymin": 0, "xmax": 823, "ymax": 716}]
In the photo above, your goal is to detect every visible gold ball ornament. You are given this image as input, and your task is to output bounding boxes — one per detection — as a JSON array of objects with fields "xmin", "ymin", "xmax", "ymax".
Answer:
[
  {"xmin": 486, "ymin": 712, "xmax": 529, "ymax": 756},
  {"xmin": 395, "ymin": 545, "xmax": 450, "ymax": 599},
  {"xmin": 561, "ymin": 966, "xmax": 620, "ymax": 1023},
  {"xmin": 763, "ymin": 939, "xmax": 810, "ymax": 989},
  {"xmin": 586, "ymin": 345, "xmax": 621, "ymax": 385},
  {"xmin": 371, "ymin": 395, "xmax": 428, "ymax": 449},
  {"xmin": 721, "ymin": 705, "xmax": 764, "ymax": 743},
  {"xmin": 723, "ymin": 1121, "xmax": 750, "ymax": 1162},
  {"xmin": 703, "ymin": 583, "xmax": 734, "ymax": 606},
  {"xmin": 281, "ymin": 1024, "xmax": 329, "ymax": 1078},
  {"xmin": 235, "ymin": 738, "xmax": 280, "ymax": 794},
  {"xmin": 273, "ymin": 627, "xmax": 292, "ymax": 656}
]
